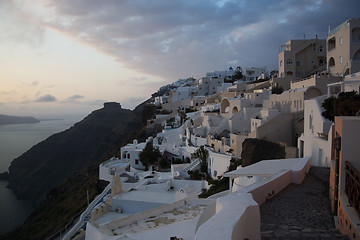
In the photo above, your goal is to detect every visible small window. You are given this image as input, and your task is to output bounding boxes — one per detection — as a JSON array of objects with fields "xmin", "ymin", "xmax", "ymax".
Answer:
[
  {"xmin": 127, "ymin": 153, "xmax": 130, "ymax": 158},
  {"xmin": 340, "ymin": 37, "xmax": 343, "ymax": 45},
  {"xmin": 340, "ymin": 56, "xmax": 343, "ymax": 64},
  {"xmin": 280, "ymin": 60, "xmax": 283, "ymax": 66},
  {"xmin": 286, "ymin": 59, "xmax": 293, "ymax": 64},
  {"xmin": 135, "ymin": 159, "xmax": 139, "ymax": 165}
]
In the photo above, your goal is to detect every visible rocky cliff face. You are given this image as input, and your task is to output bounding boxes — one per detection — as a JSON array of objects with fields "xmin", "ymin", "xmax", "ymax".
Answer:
[
  {"xmin": 7, "ymin": 102, "xmax": 143, "ymax": 204},
  {"xmin": 241, "ymin": 138, "xmax": 286, "ymax": 167}
]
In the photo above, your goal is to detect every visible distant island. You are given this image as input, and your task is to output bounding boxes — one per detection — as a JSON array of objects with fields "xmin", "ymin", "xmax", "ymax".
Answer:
[{"xmin": 0, "ymin": 114, "xmax": 40, "ymax": 125}]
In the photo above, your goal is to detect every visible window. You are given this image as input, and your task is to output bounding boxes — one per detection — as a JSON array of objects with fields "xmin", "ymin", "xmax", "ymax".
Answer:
[
  {"xmin": 135, "ymin": 159, "xmax": 139, "ymax": 165},
  {"xmin": 127, "ymin": 153, "xmax": 130, "ymax": 158},
  {"xmin": 286, "ymin": 59, "xmax": 293, "ymax": 64},
  {"xmin": 340, "ymin": 56, "xmax": 343, "ymax": 64},
  {"xmin": 340, "ymin": 37, "xmax": 343, "ymax": 45},
  {"xmin": 296, "ymin": 61, "xmax": 301, "ymax": 66},
  {"xmin": 280, "ymin": 60, "xmax": 283, "ymax": 66},
  {"xmin": 294, "ymin": 101, "xmax": 296, "ymax": 108}
]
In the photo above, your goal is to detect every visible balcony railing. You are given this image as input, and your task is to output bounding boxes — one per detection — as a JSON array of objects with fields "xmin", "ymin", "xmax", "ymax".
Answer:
[{"xmin": 345, "ymin": 161, "xmax": 360, "ymax": 215}]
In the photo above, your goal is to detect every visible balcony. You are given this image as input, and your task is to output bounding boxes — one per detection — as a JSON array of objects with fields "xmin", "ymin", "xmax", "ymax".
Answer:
[{"xmin": 345, "ymin": 161, "xmax": 360, "ymax": 215}]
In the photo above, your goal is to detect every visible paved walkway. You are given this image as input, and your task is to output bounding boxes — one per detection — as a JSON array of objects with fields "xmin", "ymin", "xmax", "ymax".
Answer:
[{"xmin": 260, "ymin": 167, "xmax": 349, "ymax": 239}]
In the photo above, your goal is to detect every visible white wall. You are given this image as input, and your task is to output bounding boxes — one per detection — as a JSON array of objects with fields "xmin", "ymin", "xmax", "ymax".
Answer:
[
  {"xmin": 111, "ymin": 199, "xmax": 165, "ymax": 213},
  {"xmin": 195, "ymin": 193, "xmax": 260, "ymax": 240},
  {"xmin": 208, "ymin": 150, "xmax": 232, "ymax": 178},
  {"xmin": 300, "ymin": 96, "xmax": 332, "ymax": 167}
]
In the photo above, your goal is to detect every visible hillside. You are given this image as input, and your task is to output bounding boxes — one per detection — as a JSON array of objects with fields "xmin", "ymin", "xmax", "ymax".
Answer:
[
  {"xmin": 0, "ymin": 114, "xmax": 40, "ymax": 125},
  {"xmin": 6, "ymin": 102, "xmax": 143, "ymax": 204}
]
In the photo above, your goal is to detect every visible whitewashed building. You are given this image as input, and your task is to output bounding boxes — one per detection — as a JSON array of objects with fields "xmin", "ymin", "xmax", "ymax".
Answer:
[{"xmin": 297, "ymin": 95, "xmax": 333, "ymax": 167}]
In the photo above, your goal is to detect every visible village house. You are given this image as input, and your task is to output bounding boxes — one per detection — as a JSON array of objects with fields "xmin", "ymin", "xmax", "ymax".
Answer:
[
  {"xmin": 297, "ymin": 95, "xmax": 333, "ymax": 167},
  {"xmin": 327, "ymin": 18, "xmax": 360, "ymax": 77},
  {"xmin": 329, "ymin": 116, "xmax": 360, "ymax": 239}
]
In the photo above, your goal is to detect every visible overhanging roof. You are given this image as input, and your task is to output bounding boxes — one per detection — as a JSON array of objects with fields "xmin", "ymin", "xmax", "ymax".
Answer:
[{"xmin": 224, "ymin": 157, "xmax": 310, "ymax": 178}]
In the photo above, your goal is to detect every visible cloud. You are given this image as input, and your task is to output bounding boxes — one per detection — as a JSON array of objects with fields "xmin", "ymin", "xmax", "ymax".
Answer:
[
  {"xmin": 17, "ymin": 0, "xmax": 360, "ymax": 82},
  {"xmin": 64, "ymin": 94, "xmax": 85, "ymax": 102},
  {"xmin": 0, "ymin": 1, "xmax": 44, "ymax": 46},
  {"xmin": 35, "ymin": 94, "xmax": 57, "ymax": 102},
  {"xmin": 29, "ymin": 81, "xmax": 39, "ymax": 87},
  {"xmin": 0, "ymin": 90, "xmax": 16, "ymax": 96}
]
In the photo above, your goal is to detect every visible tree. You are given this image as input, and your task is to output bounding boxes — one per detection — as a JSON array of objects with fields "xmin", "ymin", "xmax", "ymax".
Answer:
[
  {"xmin": 232, "ymin": 66, "xmax": 243, "ymax": 81},
  {"xmin": 192, "ymin": 146, "xmax": 209, "ymax": 173},
  {"xmin": 271, "ymin": 86, "xmax": 283, "ymax": 94},
  {"xmin": 177, "ymin": 109, "xmax": 187, "ymax": 125},
  {"xmin": 139, "ymin": 142, "xmax": 161, "ymax": 170},
  {"xmin": 322, "ymin": 91, "xmax": 360, "ymax": 121}
]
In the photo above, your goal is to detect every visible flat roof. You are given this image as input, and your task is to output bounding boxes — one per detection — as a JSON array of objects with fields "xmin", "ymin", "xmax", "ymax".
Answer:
[
  {"xmin": 224, "ymin": 158, "xmax": 308, "ymax": 178},
  {"xmin": 110, "ymin": 203, "xmax": 207, "ymax": 238},
  {"xmin": 112, "ymin": 190, "xmax": 176, "ymax": 204}
]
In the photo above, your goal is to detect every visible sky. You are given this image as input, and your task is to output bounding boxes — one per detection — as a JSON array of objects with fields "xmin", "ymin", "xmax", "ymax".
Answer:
[{"xmin": 0, "ymin": 0, "xmax": 359, "ymax": 118}]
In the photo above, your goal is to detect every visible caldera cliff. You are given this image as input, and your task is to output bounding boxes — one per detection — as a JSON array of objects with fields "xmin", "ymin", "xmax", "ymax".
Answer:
[{"xmin": 7, "ymin": 102, "xmax": 143, "ymax": 204}]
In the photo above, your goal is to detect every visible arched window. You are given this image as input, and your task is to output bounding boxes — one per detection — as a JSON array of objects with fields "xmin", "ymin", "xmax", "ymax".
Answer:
[
  {"xmin": 328, "ymin": 57, "xmax": 335, "ymax": 67},
  {"xmin": 220, "ymin": 98, "xmax": 230, "ymax": 113},
  {"xmin": 352, "ymin": 27, "xmax": 360, "ymax": 41},
  {"xmin": 232, "ymin": 106, "xmax": 238, "ymax": 114},
  {"xmin": 286, "ymin": 71, "xmax": 293, "ymax": 76},
  {"xmin": 353, "ymin": 49, "xmax": 360, "ymax": 61}
]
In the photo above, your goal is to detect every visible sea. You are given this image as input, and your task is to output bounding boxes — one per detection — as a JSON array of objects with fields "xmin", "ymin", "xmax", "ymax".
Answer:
[{"xmin": 0, "ymin": 115, "xmax": 84, "ymax": 235}]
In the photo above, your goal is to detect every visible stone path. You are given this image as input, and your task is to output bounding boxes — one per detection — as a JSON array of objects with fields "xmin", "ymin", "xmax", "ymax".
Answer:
[{"xmin": 260, "ymin": 167, "xmax": 349, "ymax": 239}]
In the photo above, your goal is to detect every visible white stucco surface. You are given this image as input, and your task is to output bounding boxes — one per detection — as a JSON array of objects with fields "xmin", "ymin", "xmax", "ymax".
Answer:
[{"xmin": 224, "ymin": 157, "xmax": 310, "ymax": 178}]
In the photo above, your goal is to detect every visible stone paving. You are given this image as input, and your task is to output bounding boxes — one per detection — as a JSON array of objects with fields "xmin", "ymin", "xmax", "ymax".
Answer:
[{"xmin": 260, "ymin": 166, "xmax": 349, "ymax": 239}]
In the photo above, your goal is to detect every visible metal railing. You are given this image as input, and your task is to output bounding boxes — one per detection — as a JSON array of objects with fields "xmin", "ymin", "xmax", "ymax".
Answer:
[{"xmin": 345, "ymin": 161, "xmax": 360, "ymax": 215}]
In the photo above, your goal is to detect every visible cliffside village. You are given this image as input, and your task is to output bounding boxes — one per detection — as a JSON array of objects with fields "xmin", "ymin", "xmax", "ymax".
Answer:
[{"xmin": 66, "ymin": 18, "xmax": 360, "ymax": 240}]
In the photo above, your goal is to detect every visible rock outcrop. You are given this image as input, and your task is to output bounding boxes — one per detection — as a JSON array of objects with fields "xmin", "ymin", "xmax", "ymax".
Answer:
[{"xmin": 241, "ymin": 138, "xmax": 286, "ymax": 167}]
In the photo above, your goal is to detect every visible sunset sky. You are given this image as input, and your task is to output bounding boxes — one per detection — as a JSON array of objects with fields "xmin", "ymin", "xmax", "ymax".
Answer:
[{"xmin": 0, "ymin": 0, "xmax": 359, "ymax": 117}]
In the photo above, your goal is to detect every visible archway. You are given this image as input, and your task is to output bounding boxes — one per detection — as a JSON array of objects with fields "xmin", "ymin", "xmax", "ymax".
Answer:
[
  {"xmin": 220, "ymin": 98, "xmax": 230, "ymax": 113},
  {"xmin": 328, "ymin": 57, "xmax": 335, "ymax": 67},
  {"xmin": 353, "ymin": 49, "xmax": 360, "ymax": 60},
  {"xmin": 232, "ymin": 106, "xmax": 238, "ymax": 114}
]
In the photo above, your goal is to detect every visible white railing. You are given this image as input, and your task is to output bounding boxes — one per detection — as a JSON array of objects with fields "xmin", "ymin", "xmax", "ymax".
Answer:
[{"xmin": 61, "ymin": 183, "xmax": 112, "ymax": 240}]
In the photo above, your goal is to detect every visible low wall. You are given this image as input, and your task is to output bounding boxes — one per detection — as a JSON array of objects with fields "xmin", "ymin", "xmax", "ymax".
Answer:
[
  {"xmin": 195, "ymin": 157, "xmax": 311, "ymax": 239},
  {"xmin": 337, "ymin": 194, "xmax": 360, "ymax": 240},
  {"xmin": 111, "ymin": 199, "xmax": 164, "ymax": 214},
  {"xmin": 248, "ymin": 170, "xmax": 292, "ymax": 205},
  {"xmin": 195, "ymin": 193, "xmax": 260, "ymax": 240}
]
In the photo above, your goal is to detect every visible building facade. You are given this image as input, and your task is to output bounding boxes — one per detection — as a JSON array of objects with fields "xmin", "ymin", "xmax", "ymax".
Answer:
[
  {"xmin": 278, "ymin": 38, "xmax": 326, "ymax": 79},
  {"xmin": 327, "ymin": 18, "xmax": 360, "ymax": 76},
  {"xmin": 329, "ymin": 116, "xmax": 360, "ymax": 239}
]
